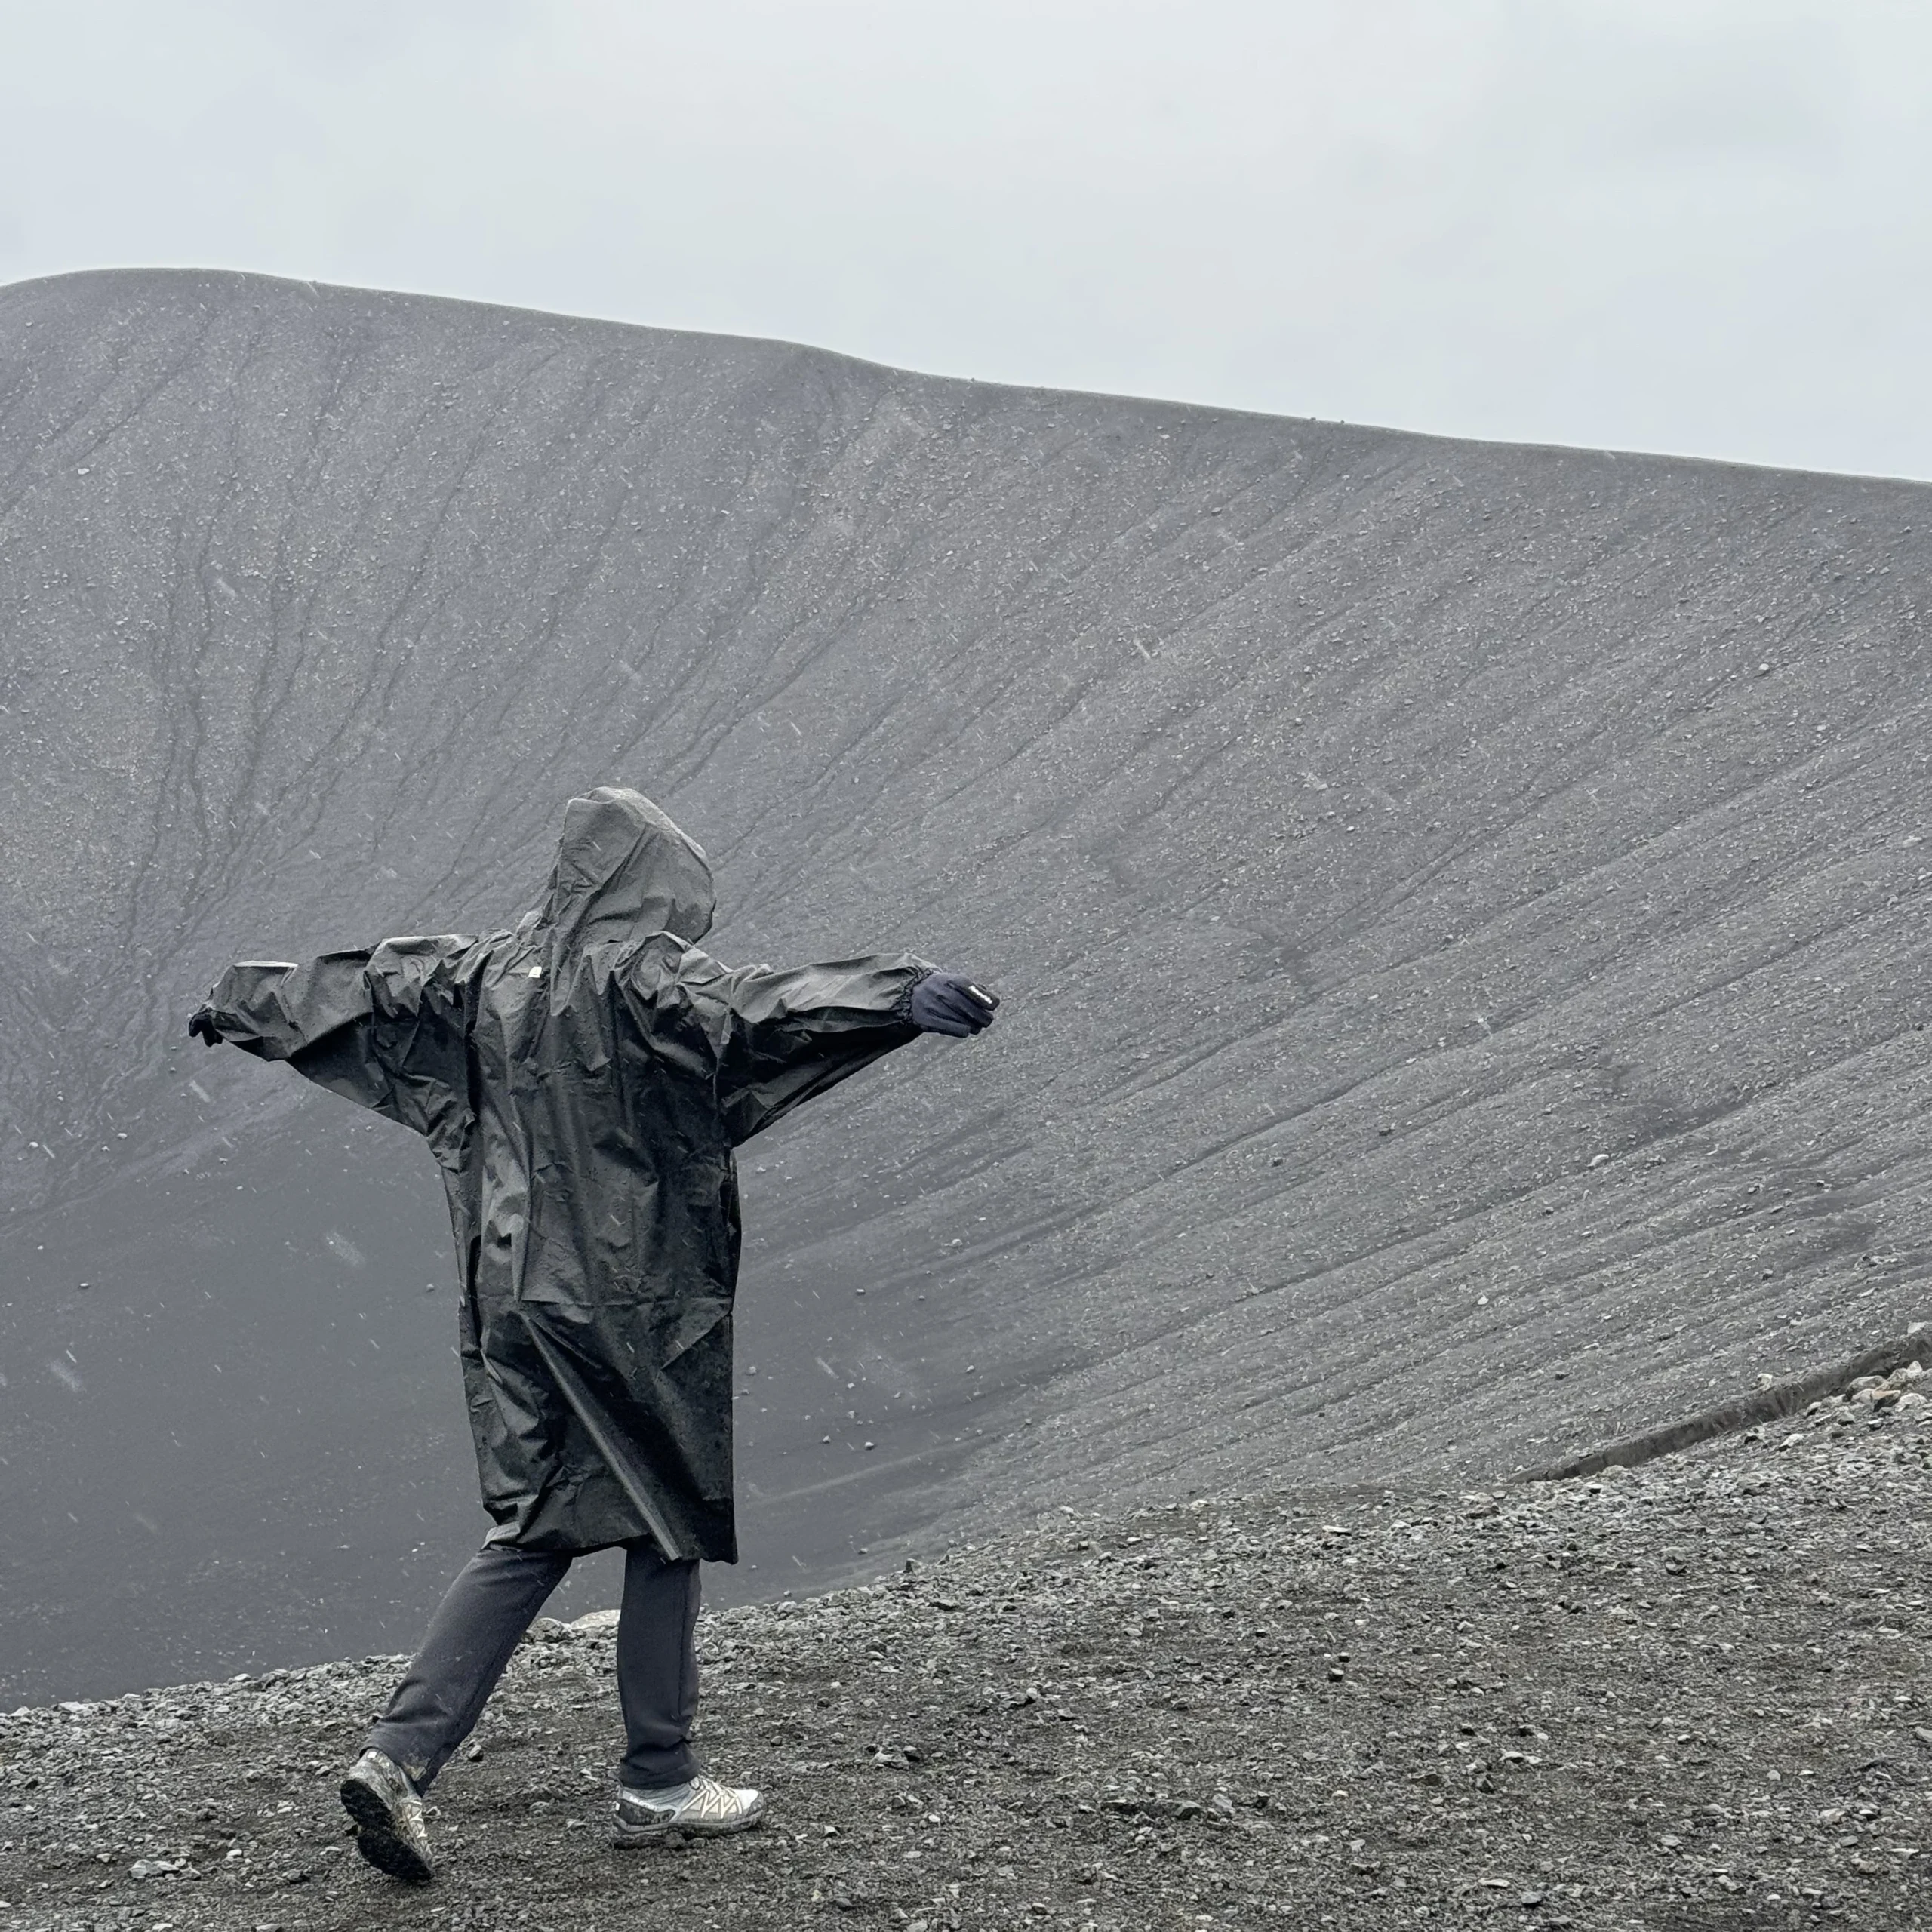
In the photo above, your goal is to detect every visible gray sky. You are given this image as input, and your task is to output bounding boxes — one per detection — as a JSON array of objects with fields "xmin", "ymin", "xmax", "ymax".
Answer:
[{"xmin": 5, "ymin": 0, "xmax": 1930, "ymax": 480}]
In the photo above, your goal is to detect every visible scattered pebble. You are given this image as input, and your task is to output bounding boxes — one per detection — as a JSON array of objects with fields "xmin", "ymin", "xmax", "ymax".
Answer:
[{"xmin": 1, "ymin": 1395, "xmax": 1925, "ymax": 1926}]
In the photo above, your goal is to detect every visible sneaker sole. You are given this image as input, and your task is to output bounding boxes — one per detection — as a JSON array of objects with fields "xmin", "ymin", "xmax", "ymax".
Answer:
[
  {"xmin": 340, "ymin": 1776, "xmax": 435, "ymax": 1884},
  {"xmin": 611, "ymin": 1801, "xmax": 765, "ymax": 1850}
]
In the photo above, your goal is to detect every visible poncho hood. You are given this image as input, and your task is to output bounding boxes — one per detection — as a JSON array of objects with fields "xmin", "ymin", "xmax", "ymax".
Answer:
[{"xmin": 537, "ymin": 787, "xmax": 715, "ymax": 952}]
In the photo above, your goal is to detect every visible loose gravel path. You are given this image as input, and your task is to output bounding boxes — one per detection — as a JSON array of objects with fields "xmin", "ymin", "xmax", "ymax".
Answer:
[{"xmin": 4, "ymin": 1379, "xmax": 1927, "ymax": 1930}]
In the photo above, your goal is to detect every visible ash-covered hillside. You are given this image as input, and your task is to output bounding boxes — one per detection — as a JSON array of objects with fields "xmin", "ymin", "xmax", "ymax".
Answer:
[{"xmin": 4, "ymin": 269, "xmax": 1931, "ymax": 1702}]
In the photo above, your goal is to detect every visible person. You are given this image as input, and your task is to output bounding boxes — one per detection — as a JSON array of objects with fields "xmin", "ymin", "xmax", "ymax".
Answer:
[{"xmin": 188, "ymin": 786, "xmax": 998, "ymax": 1881}]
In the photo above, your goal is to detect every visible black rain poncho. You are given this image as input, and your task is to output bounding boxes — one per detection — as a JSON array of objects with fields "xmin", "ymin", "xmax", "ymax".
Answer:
[{"xmin": 195, "ymin": 789, "xmax": 933, "ymax": 1561}]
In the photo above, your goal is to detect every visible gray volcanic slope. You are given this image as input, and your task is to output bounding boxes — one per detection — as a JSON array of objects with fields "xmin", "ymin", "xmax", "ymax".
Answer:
[{"xmin": 3, "ymin": 269, "xmax": 1929, "ymax": 1705}]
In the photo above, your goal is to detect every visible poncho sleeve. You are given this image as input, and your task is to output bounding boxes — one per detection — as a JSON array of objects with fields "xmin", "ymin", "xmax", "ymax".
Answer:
[
  {"xmin": 189, "ymin": 937, "xmax": 474, "ymax": 1149},
  {"xmin": 688, "ymin": 950, "xmax": 934, "ymax": 1144}
]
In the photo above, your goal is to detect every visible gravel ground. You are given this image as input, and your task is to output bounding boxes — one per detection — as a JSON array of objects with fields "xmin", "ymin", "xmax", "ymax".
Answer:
[{"xmin": 3, "ymin": 1371, "xmax": 1927, "ymax": 1932}]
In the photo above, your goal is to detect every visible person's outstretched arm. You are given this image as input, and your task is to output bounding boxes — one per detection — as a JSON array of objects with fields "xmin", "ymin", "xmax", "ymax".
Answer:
[
  {"xmin": 665, "ymin": 949, "xmax": 998, "ymax": 1144},
  {"xmin": 186, "ymin": 937, "xmax": 473, "ymax": 1146}
]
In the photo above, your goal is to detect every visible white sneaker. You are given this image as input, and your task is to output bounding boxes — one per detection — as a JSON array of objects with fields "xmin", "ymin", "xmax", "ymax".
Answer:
[
  {"xmin": 611, "ymin": 1771, "xmax": 766, "ymax": 1847},
  {"xmin": 340, "ymin": 1748, "xmax": 434, "ymax": 1883}
]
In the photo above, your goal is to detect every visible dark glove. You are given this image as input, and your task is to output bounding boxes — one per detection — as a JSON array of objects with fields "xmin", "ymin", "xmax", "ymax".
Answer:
[
  {"xmin": 909, "ymin": 972, "xmax": 999, "ymax": 1038},
  {"xmin": 187, "ymin": 1006, "xmax": 220, "ymax": 1046}
]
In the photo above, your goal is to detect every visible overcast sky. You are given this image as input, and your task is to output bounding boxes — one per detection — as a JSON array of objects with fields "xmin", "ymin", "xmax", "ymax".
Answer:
[{"xmin": 4, "ymin": 1, "xmax": 1930, "ymax": 481}]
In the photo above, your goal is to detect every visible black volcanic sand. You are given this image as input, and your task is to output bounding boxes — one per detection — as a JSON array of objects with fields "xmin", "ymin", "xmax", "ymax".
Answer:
[
  {"xmin": 8, "ymin": 268, "xmax": 1932, "ymax": 1700},
  {"xmin": 4, "ymin": 1380, "xmax": 1927, "ymax": 1930}
]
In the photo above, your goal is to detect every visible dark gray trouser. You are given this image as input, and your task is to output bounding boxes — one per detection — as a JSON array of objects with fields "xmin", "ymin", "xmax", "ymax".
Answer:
[{"xmin": 365, "ymin": 1539, "xmax": 701, "ymax": 1793}]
